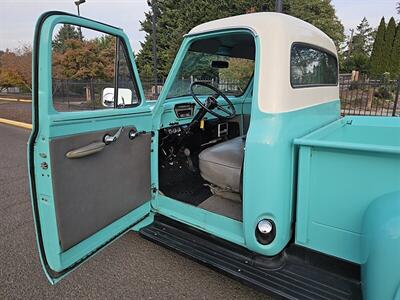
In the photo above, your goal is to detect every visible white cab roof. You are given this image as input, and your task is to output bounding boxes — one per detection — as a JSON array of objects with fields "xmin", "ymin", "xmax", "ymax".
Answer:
[{"xmin": 188, "ymin": 13, "xmax": 339, "ymax": 113}]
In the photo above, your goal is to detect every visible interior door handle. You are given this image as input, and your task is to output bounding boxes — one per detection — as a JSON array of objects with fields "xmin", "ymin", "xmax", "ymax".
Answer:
[
  {"xmin": 103, "ymin": 127, "xmax": 123, "ymax": 144},
  {"xmin": 66, "ymin": 141, "xmax": 106, "ymax": 159}
]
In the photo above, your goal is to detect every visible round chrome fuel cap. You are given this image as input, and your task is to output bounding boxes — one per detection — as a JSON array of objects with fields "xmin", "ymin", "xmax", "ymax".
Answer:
[
  {"xmin": 255, "ymin": 219, "xmax": 276, "ymax": 245},
  {"xmin": 257, "ymin": 219, "xmax": 273, "ymax": 234}
]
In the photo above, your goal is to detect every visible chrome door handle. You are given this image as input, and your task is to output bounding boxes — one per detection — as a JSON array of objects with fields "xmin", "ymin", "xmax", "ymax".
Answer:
[{"xmin": 103, "ymin": 127, "xmax": 123, "ymax": 144}]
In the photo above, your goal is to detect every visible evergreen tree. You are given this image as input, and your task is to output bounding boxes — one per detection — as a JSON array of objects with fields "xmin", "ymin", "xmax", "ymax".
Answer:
[
  {"xmin": 352, "ymin": 17, "xmax": 374, "ymax": 55},
  {"xmin": 136, "ymin": 0, "xmax": 344, "ymax": 79},
  {"xmin": 390, "ymin": 23, "xmax": 400, "ymax": 77},
  {"xmin": 343, "ymin": 53, "xmax": 369, "ymax": 73},
  {"xmin": 383, "ymin": 17, "xmax": 397, "ymax": 73},
  {"xmin": 341, "ymin": 17, "xmax": 373, "ymax": 73},
  {"xmin": 369, "ymin": 17, "xmax": 386, "ymax": 76},
  {"xmin": 52, "ymin": 24, "xmax": 81, "ymax": 53}
]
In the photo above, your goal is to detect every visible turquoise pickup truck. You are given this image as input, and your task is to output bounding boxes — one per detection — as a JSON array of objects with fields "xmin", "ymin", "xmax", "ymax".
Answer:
[{"xmin": 28, "ymin": 11, "xmax": 400, "ymax": 299}]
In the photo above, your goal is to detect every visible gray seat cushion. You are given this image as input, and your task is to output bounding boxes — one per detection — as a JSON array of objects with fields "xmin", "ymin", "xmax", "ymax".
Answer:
[{"xmin": 199, "ymin": 136, "xmax": 244, "ymax": 193}]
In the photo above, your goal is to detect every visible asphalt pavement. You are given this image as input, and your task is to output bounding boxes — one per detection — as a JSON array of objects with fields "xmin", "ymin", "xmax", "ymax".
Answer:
[
  {"xmin": 0, "ymin": 100, "xmax": 32, "ymax": 124},
  {"xmin": 0, "ymin": 123, "xmax": 268, "ymax": 299}
]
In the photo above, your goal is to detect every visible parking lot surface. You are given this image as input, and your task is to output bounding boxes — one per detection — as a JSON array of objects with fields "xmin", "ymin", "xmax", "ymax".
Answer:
[
  {"xmin": 0, "ymin": 123, "xmax": 268, "ymax": 299},
  {"xmin": 0, "ymin": 100, "xmax": 32, "ymax": 124}
]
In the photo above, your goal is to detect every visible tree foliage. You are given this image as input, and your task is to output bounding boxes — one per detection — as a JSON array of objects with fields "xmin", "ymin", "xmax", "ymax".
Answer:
[
  {"xmin": 369, "ymin": 17, "xmax": 400, "ymax": 78},
  {"xmin": 343, "ymin": 53, "xmax": 370, "ymax": 73},
  {"xmin": 369, "ymin": 17, "xmax": 386, "ymax": 76},
  {"xmin": 52, "ymin": 34, "xmax": 116, "ymax": 81},
  {"xmin": 0, "ymin": 26, "xmax": 118, "ymax": 92},
  {"xmin": 220, "ymin": 58, "xmax": 254, "ymax": 85},
  {"xmin": 390, "ymin": 23, "xmax": 400, "ymax": 77},
  {"xmin": 383, "ymin": 17, "xmax": 397, "ymax": 71},
  {"xmin": 0, "ymin": 45, "xmax": 32, "ymax": 91},
  {"xmin": 352, "ymin": 17, "xmax": 374, "ymax": 55},
  {"xmin": 287, "ymin": 0, "xmax": 344, "ymax": 47},
  {"xmin": 53, "ymin": 24, "xmax": 81, "ymax": 53},
  {"xmin": 136, "ymin": 0, "xmax": 344, "ymax": 79},
  {"xmin": 341, "ymin": 17, "xmax": 373, "ymax": 73}
]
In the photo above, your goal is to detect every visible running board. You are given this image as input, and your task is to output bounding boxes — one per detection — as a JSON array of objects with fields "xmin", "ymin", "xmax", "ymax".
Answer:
[{"xmin": 140, "ymin": 215, "xmax": 362, "ymax": 300}]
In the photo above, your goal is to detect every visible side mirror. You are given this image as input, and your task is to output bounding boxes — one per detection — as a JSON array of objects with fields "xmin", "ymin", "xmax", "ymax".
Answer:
[
  {"xmin": 211, "ymin": 60, "xmax": 229, "ymax": 69},
  {"xmin": 102, "ymin": 88, "xmax": 135, "ymax": 107}
]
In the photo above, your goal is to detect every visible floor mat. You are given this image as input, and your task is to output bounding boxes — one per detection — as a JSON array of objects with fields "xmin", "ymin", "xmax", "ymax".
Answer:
[
  {"xmin": 199, "ymin": 195, "xmax": 242, "ymax": 221},
  {"xmin": 159, "ymin": 160, "xmax": 212, "ymax": 206}
]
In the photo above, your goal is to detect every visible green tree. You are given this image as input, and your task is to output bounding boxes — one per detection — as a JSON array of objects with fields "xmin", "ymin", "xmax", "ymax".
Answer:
[
  {"xmin": 220, "ymin": 58, "xmax": 254, "ymax": 89},
  {"xmin": 390, "ymin": 23, "xmax": 400, "ymax": 77},
  {"xmin": 52, "ymin": 38, "xmax": 115, "ymax": 81},
  {"xmin": 0, "ymin": 68, "xmax": 17, "ymax": 92},
  {"xmin": 136, "ymin": 0, "xmax": 344, "ymax": 79},
  {"xmin": 341, "ymin": 17, "xmax": 373, "ymax": 73},
  {"xmin": 287, "ymin": 0, "xmax": 344, "ymax": 48},
  {"xmin": 383, "ymin": 17, "xmax": 397, "ymax": 73},
  {"xmin": 52, "ymin": 24, "xmax": 81, "ymax": 53},
  {"xmin": 343, "ymin": 53, "xmax": 370, "ymax": 73},
  {"xmin": 0, "ymin": 46, "xmax": 32, "ymax": 91},
  {"xmin": 352, "ymin": 17, "xmax": 374, "ymax": 55},
  {"xmin": 369, "ymin": 17, "xmax": 386, "ymax": 76}
]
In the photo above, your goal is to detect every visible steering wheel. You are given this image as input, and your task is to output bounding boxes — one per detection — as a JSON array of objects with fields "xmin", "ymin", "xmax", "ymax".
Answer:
[{"xmin": 190, "ymin": 81, "xmax": 236, "ymax": 119}]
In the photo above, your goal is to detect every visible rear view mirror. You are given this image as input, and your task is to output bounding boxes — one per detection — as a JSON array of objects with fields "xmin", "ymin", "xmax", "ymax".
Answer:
[
  {"xmin": 102, "ymin": 87, "xmax": 135, "ymax": 107},
  {"xmin": 211, "ymin": 60, "xmax": 229, "ymax": 69}
]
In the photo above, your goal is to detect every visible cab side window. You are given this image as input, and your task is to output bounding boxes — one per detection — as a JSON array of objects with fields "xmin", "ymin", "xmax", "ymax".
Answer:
[
  {"xmin": 51, "ymin": 24, "xmax": 140, "ymax": 112},
  {"xmin": 290, "ymin": 44, "xmax": 338, "ymax": 88}
]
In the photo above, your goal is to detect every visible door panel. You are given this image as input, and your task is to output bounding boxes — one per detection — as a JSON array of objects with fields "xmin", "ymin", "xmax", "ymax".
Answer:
[
  {"xmin": 50, "ymin": 127, "xmax": 151, "ymax": 250},
  {"xmin": 28, "ymin": 11, "xmax": 153, "ymax": 283}
]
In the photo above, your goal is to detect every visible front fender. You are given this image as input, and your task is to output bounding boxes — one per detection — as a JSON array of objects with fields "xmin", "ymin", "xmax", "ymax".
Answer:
[{"xmin": 361, "ymin": 191, "xmax": 400, "ymax": 300}]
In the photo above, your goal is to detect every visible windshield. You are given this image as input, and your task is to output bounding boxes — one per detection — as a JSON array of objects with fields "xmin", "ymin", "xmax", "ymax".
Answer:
[{"xmin": 167, "ymin": 34, "xmax": 255, "ymax": 99}]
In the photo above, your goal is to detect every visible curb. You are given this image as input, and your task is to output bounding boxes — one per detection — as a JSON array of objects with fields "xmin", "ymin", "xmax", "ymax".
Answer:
[
  {"xmin": 0, "ymin": 118, "xmax": 32, "ymax": 129},
  {"xmin": 0, "ymin": 97, "xmax": 32, "ymax": 103}
]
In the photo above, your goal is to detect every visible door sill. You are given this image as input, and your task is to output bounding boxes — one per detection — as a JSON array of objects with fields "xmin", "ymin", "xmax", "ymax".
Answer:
[
  {"xmin": 140, "ymin": 214, "xmax": 362, "ymax": 300},
  {"xmin": 154, "ymin": 194, "xmax": 245, "ymax": 246}
]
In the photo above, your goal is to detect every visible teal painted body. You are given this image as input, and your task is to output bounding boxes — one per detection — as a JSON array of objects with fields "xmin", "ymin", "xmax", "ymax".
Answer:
[
  {"xmin": 295, "ymin": 116, "xmax": 400, "ymax": 299},
  {"xmin": 295, "ymin": 116, "xmax": 400, "ymax": 264},
  {"xmin": 361, "ymin": 192, "xmax": 400, "ymax": 300},
  {"xmin": 242, "ymin": 100, "xmax": 340, "ymax": 255},
  {"xmin": 29, "ymin": 11, "xmax": 400, "ymax": 299}
]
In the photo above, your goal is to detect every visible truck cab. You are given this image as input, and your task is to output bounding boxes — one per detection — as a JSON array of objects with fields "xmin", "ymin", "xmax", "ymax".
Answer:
[{"xmin": 29, "ymin": 11, "xmax": 400, "ymax": 299}]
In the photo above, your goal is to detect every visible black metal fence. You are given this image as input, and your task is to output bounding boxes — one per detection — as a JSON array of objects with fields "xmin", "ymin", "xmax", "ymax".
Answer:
[
  {"xmin": 339, "ymin": 75, "xmax": 400, "ymax": 117},
  {"xmin": 1, "ymin": 76, "xmax": 400, "ymax": 117}
]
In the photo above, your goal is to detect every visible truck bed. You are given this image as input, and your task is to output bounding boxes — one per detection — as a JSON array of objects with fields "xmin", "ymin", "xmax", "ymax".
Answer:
[
  {"xmin": 294, "ymin": 116, "xmax": 400, "ymax": 263},
  {"xmin": 295, "ymin": 116, "xmax": 400, "ymax": 154}
]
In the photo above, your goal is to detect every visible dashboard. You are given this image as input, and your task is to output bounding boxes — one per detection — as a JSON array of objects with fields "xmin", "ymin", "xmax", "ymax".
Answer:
[
  {"xmin": 160, "ymin": 96, "xmax": 244, "ymax": 129},
  {"xmin": 158, "ymin": 95, "xmax": 247, "ymax": 164},
  {"xmin": 174, "ymin": 103, "xmax": 195, "ymax": 119},
  {"xmin": 159, "ymin": 117, "xmax": 240, "ymax": 164}
]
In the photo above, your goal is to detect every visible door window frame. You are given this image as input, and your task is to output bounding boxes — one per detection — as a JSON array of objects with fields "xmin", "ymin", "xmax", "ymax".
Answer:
[
  {"xmin": 50, "ymin": 22, "xmax": 143, "ymax": 112},
  {"xmin": 41, "ymin": 15, "xmax": 146, "ymax": 120}
]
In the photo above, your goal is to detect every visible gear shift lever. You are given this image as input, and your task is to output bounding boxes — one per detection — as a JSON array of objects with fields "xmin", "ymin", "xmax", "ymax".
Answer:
[{"xmin": 184, "ymin": 148, "xmax": 195, "ymax": 172}]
